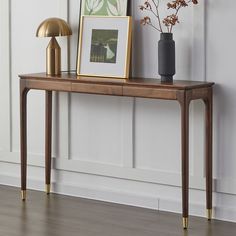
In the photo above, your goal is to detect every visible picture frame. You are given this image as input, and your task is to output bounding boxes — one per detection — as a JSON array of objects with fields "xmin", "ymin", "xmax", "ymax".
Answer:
[
  {"xmin": 77, "ymin": 16, "xmax": 132, "ymax": 79},
  {"xmin": 81, "ymin": 0, "xmax": 129, "ymax": 16}
]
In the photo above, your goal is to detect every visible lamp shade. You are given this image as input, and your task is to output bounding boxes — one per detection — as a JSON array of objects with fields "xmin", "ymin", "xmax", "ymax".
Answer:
[{"xmin": 36, "ymin": 17, "xmax": 72, "ymax": 37}]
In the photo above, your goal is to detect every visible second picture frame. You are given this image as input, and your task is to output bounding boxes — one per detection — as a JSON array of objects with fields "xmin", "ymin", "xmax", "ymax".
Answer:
[{"xmin": 81, "ymin": 0, "xmax": 129, "ymax": 16}]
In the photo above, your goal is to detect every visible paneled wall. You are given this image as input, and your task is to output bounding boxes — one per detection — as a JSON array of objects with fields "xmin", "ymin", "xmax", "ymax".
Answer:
[{"xmin": 0, "ymin": 0, "xmax": 236, "ymax": 222}]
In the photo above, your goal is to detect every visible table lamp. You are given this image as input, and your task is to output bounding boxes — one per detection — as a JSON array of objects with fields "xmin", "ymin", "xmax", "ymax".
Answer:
[{"xmin": 36, "ymin": 17, "xmax": 72, "ymax": 75}]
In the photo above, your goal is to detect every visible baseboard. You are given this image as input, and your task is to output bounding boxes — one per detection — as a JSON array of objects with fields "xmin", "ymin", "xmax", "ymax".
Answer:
[
  {"xmin": 0, "ymin": 174, "xmax": 236, "ymax": 223},
  {"xmin": 0, "ymin": 173, "xmax": 159, "ymax": 209}
]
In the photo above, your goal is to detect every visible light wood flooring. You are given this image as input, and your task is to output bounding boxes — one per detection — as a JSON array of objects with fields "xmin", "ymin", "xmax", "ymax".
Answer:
[{"xmin": 0, "ymin": 185, "xmax": 235, "ymax": 236}]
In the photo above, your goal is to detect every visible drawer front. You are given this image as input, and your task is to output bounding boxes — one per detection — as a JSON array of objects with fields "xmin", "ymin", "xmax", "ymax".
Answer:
[
  {"xmin": 71, "ymin": 83, "xmax": 123, "ymax": 96},
  {"xmin": 123, "ymin": 86, "xmax": 177, "ymax": 100}
]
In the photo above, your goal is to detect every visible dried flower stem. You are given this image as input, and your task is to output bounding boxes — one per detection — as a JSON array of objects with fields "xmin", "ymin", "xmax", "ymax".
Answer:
[
  {"xmin": 151, "ymin": 0, "xmax": 163, "ymax": 32},
  {"xmin": 148, "ymin": 22, "xmax": 162, "ymax": 32},
  {"xmin": 169, "ymin": 5, "xmax": 181, "ymax": 32},
  {"xmin": 169, "ymin": 0, "xmax": 191, "ymax": 32}
]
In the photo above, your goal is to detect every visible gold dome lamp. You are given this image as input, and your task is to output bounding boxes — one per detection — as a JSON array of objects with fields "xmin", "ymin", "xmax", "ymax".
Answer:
[{"xmin": 36, "ymin": 17, "xmax": 72, "ymax": 75}]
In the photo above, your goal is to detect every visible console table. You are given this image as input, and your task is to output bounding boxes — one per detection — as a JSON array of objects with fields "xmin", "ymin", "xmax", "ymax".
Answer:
[{"xmin": 19, "ymin": 73, "xmax": 214, "ymax": 229}]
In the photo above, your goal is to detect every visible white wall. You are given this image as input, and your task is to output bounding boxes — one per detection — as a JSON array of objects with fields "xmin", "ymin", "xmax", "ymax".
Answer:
[{"xmin": 0, "ymin": 0, "xmax": 236, "ymax": 223}]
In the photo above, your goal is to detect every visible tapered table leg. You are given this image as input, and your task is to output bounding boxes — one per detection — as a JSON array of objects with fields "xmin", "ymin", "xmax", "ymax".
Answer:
[
  {"xmin": 179, "ymin": 91, "xmax": 190, "ymax": 229},
  {"xmin": 20, "ymin": 82, "xmax": 29, "ymax": 200},
  {"xmin": 45, "ymin": 91, "xmax": 52, "ymax": 194},
  {"xmin": 204, "ymin": 89, "xmax": 213, "ymax": 220}
]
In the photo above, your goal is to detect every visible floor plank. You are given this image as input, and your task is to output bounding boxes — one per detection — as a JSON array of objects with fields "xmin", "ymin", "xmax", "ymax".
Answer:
[{"xmin": 0, "ymin": 185, "xmax": 235, "ymax": 236}]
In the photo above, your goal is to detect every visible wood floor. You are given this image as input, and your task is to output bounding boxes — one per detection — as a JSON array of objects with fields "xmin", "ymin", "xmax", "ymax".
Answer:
[{"xmin": 0, "ymin": 185, "xmax": 235, "ymax": 236}]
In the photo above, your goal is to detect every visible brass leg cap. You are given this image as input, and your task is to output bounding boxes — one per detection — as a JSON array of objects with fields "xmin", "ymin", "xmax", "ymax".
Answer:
[
  {"xmin": 183, "ymin": 217, "xmax": 188, "ymax": 229},
  {"xmin": 21, "ymin": 190, "xmax": 26, "ymax": 201},
  {"xmin": 207, "ymin": 209, "xmax": 212, "ymax": 221},
  {"xmin": 46, "ymin": 184, "xmax": 51, "ymax": 195}
]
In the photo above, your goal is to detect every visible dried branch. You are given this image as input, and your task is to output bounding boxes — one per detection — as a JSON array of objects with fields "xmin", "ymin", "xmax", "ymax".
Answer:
[{"xmin": 139, "ymin": 0, "xmax": 198, "ymax": 33}]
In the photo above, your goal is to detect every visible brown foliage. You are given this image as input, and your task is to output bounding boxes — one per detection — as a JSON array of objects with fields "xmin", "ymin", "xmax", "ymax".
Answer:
[{"xmin": 139, "ymin": 0, "xmax": 198, "ymax": 33}]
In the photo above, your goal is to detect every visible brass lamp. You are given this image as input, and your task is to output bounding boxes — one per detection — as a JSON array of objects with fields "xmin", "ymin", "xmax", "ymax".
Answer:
[{"xmin": 36, "ymin": 17, "xmax": 72, "ymax": 75}]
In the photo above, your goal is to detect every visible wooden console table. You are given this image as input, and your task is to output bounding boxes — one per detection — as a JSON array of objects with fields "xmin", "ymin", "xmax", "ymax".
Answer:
[{"xmin": 19, "ymin": 73, "xmax": 214, "ymax": 229}]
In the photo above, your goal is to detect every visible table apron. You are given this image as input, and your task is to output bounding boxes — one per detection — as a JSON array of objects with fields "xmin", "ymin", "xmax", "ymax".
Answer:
[
  {"xmin": 123, "ymin": 86, "xmax": 177, "ymax": 100},
  {"xmin": 25, "ymin": 79, "xmax": 71, "ymax": 92},
  {"xmin": 71, "ymin": 83, "xmax": 123, "ymax": 96},
  {"xmin": 22, "ymin": 80, "xmax": 212, "ymax": 102}
]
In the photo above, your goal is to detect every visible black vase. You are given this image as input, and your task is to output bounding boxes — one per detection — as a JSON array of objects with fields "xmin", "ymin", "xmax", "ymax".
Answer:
[{"xmin": 158, "ymin": 33, "xmax": 175, "ymax": 83}]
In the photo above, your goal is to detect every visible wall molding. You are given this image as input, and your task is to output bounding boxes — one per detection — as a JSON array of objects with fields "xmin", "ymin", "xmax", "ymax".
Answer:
[
  {"xmin": 55, "ymin": 0, "xmax": 70, "ymax": 160},
  {"xmin": 2, "ymin": 151, "xmax": 236, "ymax": 196},
  {"xmin": 0, "ymin": 151, "xmax": 206, "ymax": 190},
  {"xmin": 0, "ymin": 0, "xmax": 11, "ymax": 152},
  {"xmin": 191, "ymin": 2, "xmax": 206, "ymax": 178},
  {"xmin": 192, "ymin": 1, "xmax": 206, "ymax": 82},
  {"xmin": 121, "ymin": 97, "xmax": 135, "ymax": 168},
  {"xmin": 1, "ymin": 173, "xmax": 236, "ymax": 223}
]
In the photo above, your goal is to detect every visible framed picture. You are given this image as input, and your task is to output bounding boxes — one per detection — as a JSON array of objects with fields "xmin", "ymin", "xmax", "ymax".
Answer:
[
  {"xmin": 81, "ymin": 0, "xmax": 129, "ymax": 16},
  {"xmin": 77, "ymin": 16, "xmax": 132, "ymax": 79}
]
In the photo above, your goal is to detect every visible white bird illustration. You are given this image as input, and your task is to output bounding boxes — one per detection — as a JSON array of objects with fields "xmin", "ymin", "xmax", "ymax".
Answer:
[
  {"xmin": 104, "ymin": 44, "xmax": 115, "ymax": 60},
  {"xmin": 86, "ymin": 0, "xmax": 104, "ymax": 15},
  {"xmin": 107, "ymin": 0, "xmax": 126, "ymax": 16}
]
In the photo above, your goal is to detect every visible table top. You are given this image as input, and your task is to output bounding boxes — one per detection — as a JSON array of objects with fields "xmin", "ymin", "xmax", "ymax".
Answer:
[{"xmin": 19, "ymin": 73, "xmax": 214, "ymax": 90}]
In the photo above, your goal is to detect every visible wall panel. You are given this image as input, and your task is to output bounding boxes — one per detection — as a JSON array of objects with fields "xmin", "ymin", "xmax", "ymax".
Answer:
[
  {"xmin": 134, "ymin": 99, "xmax": 181, "ymax": 173},
  {"xmin": 70, "ymin": 94, "xmax": 125, "ymax": 166},
  {"xmin": 10, "ymin": 0, "xmax": 63, "ymax": 155},
  {"xmin": 0, "ymin": 0, "xmax": 11, "ymax": 152}
]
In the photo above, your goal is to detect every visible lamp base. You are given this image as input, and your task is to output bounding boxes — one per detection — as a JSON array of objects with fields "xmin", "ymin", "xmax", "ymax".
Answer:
[{"xmin": 46, "ymin": 37, "xmax": 61, "ymax": 75}]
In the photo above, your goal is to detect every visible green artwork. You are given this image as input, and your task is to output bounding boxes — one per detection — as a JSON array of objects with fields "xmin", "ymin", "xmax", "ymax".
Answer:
[
  {"xmin": 81, "ymin": 0, "xmax": 128, "ymax": 16},
  {"xmin": 90, "ymin": 29, "xmax": 118, "ymax": 64}
]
